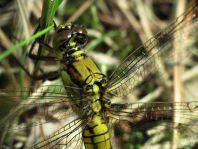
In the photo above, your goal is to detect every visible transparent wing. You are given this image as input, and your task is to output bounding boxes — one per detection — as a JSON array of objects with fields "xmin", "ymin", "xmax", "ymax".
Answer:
[
  {"xmin": 31, "ymin": 116, "xmax": 87, "ymax": 149},
  {"xmin": 0, "ymin": 85, "xmax": 87, "ymax": 131},
  {"xmin": 0, "ymin": 85, "xmax": 91, "ymax": 149},
  {"xmin": 107, "ymin": 101, "xmax": 198, "ymax": 148},
  {"xmin": 106, "ymin": 3, "xmax": 198, "ymax": 97}
]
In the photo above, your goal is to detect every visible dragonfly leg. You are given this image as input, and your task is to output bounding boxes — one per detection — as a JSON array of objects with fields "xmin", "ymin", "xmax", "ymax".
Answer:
[
  {"xmin": 53, "ymin": 21, "xmax": 57, "ymax": 30},
  {"xmin": 10, "ymin": 21, "xmax": 60, "ymax": 81},
  {"xmin": 28, "ymin": 19, "xmax": 58, "ymax": 61},
  {"xmin": 28, "ymin": 38, "xmax": 57, "ymax": 61},
  {"xmin": 28, "ymin": 70, "xmax": 59, "ymax": 81},
  {"xmin": 27, "ymin": 23, "xmax": 60, "ymax": 81},
  {"xmin": 33, "ymin": 70, "xmax": 60, "ymax": 81},
  {"xmin": 12, "ymin": 55, "xmax": 60, "ymax": 81}
]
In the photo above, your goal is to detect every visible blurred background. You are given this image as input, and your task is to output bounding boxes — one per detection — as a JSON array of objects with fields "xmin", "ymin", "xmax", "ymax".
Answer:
[{"xmin": 0, "ymin": 0, "xmax": 198, "ymax": 149}]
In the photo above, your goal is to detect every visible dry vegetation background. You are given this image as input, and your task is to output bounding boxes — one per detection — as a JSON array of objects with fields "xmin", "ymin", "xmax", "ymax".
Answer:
[{"xmin": 0, "ymin": 0, "xmax": 198, "ymax": 149}]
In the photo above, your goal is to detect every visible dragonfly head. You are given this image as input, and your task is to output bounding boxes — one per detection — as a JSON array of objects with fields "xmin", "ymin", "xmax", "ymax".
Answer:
[
  {"xmin": 71, "ymin": 23, "xmax": 88, "ymax": 47},
  {"xmin": 53, "ymin": 22, "xmax": 88, "ymax": 51}
]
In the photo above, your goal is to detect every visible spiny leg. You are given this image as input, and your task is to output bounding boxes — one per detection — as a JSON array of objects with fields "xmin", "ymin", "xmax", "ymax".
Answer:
[
  {"xmin": 29, "ymin": 20, "xmax": 58, "ymax": 61},
  {"xmin": 28, "ymin": 21, "xmax": 60, "ymax": 82},
  {"xmin": 26, "ymin": 22, "xmax": 60, "ymax": 81},
  {"xmin": 10, "ymin": 21, "xmax": 60, "ymax": 81},
  {"xmin": 12, "ymin": 55, "xmax": 60, "ymax": 81},
  {"xmin": 28, "ymin": 38, "xmax": 57, "ymax": 61}
]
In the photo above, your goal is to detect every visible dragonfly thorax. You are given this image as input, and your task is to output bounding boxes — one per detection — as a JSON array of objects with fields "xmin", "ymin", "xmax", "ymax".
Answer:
[
  {"xmin": 56, "ymin": 41, "xmax": 86, "ymax": 65},
  {"xmin": 82, "ymin": 73, "xmax": 111, "ymax": 113},
  {"xmin": 83, "ymin": 73, "xmax": 107, "ymax": 94}
]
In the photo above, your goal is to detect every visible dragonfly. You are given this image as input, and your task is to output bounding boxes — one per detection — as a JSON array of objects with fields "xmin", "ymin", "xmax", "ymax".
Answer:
[{"xmin": 0, "ymin": 2, "xmax": 198, "ymax": 149}]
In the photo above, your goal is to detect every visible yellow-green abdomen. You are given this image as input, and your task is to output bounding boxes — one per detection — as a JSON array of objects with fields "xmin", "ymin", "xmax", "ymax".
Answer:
[{"xmin": 83, "ymin": 115, "xmax": 111, "ymax": 149}]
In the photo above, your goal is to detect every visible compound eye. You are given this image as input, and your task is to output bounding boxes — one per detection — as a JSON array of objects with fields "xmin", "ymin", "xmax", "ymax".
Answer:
[{"xmin": 57, "ymin": 24, "xmax": 72, "ymax": 33}]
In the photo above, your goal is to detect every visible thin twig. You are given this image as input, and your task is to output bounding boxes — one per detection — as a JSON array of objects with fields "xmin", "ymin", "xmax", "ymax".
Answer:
[
  {"xmin": 135, "ymin": 0, "xmax": 171, "ymax": 87},
  {"xmin": 172, "ymin": 1, "xmax": 186, "ymax": 148},
  {"xmin": 67, "ymin": 0, "xmax": 94, "ymax": 22}
]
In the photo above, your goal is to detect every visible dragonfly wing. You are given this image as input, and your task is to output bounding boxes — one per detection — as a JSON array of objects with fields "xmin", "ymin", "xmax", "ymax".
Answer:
[
  {"xmin": 0, "ymin": 84, "xmax": 83, "ymax": 100},
  {"xmin": 106, "ymin": 3, "xmax": 198, "ymax": 97},
  {"xmin": 30, "ymin": 116, "xmax": 87, "ymax": 149},
  {"xmin": 0, "ymin": 85, "xmax": 86, "ymax": 135},
  {"xmin": 0, "ymin": 85, "xmax": 95, "ymax": 149},
  {"xmin": 107, "ymin": 101, "xmax": 198, "ymax": 147}
]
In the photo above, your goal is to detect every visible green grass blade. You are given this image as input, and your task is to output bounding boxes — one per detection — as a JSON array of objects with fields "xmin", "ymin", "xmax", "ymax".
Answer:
[
  {"xmin": 0, "ymin": 25, "xmax": 53, "ymax": 61},
  {"xmin": 31, "ymin": 0, "xmax": 63, "ymax": 84},
  {"xmin": 40, "ymin": 0, "xmax": 63, "ymax": 28}
]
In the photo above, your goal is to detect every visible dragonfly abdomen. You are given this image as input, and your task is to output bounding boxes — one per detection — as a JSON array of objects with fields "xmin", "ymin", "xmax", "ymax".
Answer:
[{"xmin": 83, "ymin": 115, "xmax": 111, "ymax": 149}]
